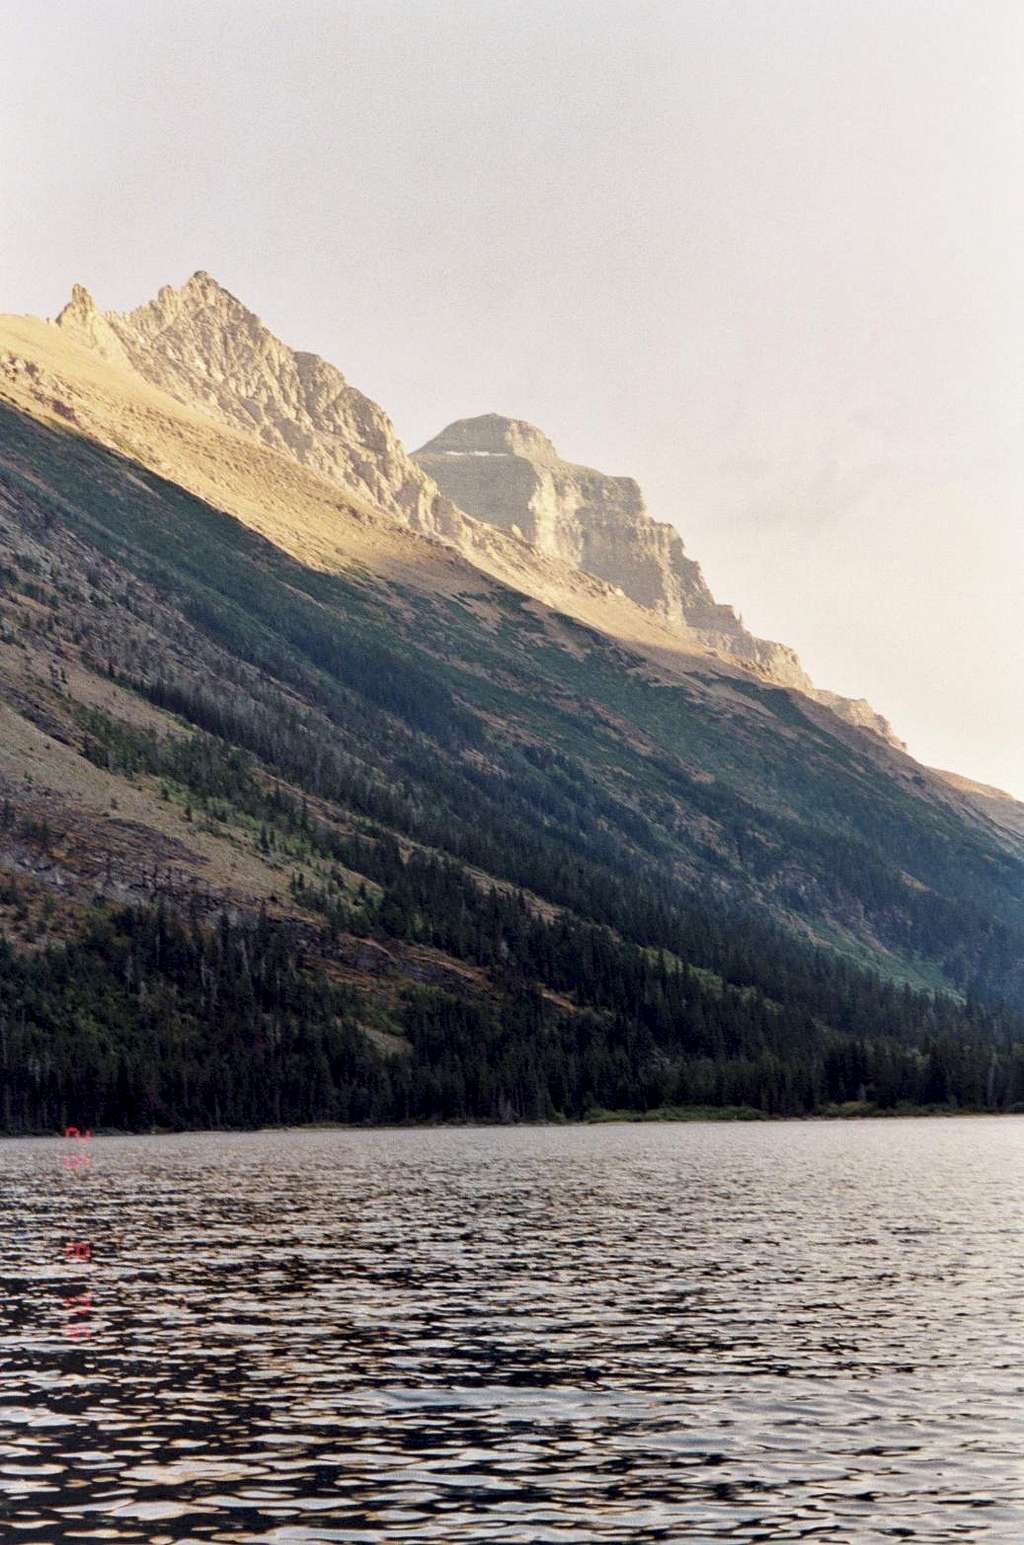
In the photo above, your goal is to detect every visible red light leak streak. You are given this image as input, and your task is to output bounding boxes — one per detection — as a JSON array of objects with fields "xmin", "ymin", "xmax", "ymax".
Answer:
[{"xmin": 62, "ymin": 1127, "xmax": 94, "ymax": 1340}]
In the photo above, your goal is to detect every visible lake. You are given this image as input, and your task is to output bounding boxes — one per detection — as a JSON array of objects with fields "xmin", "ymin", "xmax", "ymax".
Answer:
[{"xmin": 1, "ymin": 1117, "xmax": 1022, "ymax": 1541}]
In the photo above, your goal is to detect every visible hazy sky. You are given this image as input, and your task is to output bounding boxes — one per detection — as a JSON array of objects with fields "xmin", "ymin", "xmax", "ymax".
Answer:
[{"xmin": 3, "ymin": 0, "xmax": 1022, "ymax": 793}]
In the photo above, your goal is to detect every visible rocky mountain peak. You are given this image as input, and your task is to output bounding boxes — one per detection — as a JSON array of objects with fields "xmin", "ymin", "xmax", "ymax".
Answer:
[
  {"xmin": 120, "ymin": 271, "xmax": 262, "ymax": 352},
  {"xmin": 47, "ymin": 273, "xmax": 901, "ymax": 747},
  {"xmin": 184, "ymin": 268, "xmax": 228, "ymax": 298},
  {"xmin": 53, "ymin": 273, "xmax": 456, "ymax": 533},
  {"xmin": 416, "ymin": 413, "xmax": 903, "ymax": 745},
  {"xmin": 420, "ymin": 414, "xmax": 563, "ymax": 467},
  {"xmin": 64, "ymin": 282, "xmax": 98, "ymax": 317},
  {"xmin": 416, "ymin": 414, "xmax": 714, "ymax": 624},
  {"xmin": 54, "ymin": 283, "xmax": 134, "ymax": 370}
]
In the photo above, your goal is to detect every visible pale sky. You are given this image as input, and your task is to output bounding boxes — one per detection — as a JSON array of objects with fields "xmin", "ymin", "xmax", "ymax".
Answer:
[{"xmin": 2, "ymin": 0, "xmax": 1022, "ymax": 794}]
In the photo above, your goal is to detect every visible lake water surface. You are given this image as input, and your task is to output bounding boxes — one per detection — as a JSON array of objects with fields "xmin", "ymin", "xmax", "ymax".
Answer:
[{"xmin": 1, "ymin": 1118, "xmax": 1022, "ymax": 1542}]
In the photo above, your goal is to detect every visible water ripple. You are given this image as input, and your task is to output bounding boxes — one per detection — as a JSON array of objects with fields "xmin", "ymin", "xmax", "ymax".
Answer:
[{"xmin": 1, "ymin": 1117, "xmax": 1023, "ymax": 1540}]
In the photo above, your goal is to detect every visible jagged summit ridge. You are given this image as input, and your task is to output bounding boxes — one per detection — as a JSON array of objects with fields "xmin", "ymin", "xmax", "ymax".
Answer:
[
  {"xmin": 55, "ymin": 284, "xmax": 135, "ymax": 371},
  {"xmin": 49, "ymin": 274, "xmax": 898, "ymax": 744},
  {"xmin": 55, "ymin": 271, "xmax": 458, "ymax": 535}
]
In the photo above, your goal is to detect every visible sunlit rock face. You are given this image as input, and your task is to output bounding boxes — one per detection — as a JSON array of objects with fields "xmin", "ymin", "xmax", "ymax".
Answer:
[
  {"xmin": 416, "ymin": 415, "xmax": 716, "ymax": 626},
  {"xmin": 56, "ymin": 271, "xmax": 462, "ymax": 540},
  {"xmin": 416, "ymin": 414, "xmax": 903, "ymax": 745},
  {"xmin": 414, "ymin": 413, "xmax": 791, "ymax": 656},
  {"xmin": 53, "ymin": 278, "xmax": 900, "ymax": 747}
]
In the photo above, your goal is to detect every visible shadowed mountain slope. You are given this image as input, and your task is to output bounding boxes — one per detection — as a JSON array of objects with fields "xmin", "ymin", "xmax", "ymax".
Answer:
[
  {"xmin": 0, "ymin": 401, "xmax": 1021, "ymax": 978},
  {"xmin": 0, "ymin": 288, "xmax": 1023, "ymax": 1131}
]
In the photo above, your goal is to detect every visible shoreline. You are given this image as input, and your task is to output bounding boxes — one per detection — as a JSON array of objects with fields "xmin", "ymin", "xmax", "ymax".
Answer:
[{"xmin": 4, "ymin": 1102, "xmax": 1024, "ymax": 1140}]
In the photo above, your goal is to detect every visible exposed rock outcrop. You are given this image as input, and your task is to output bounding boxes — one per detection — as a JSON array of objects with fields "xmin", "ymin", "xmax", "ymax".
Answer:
[
  {"xmin": 51, "ymin": 275, "xmax": 899, "ymax": 745},
  {"xmin": 56, "ymin": 271, "xmax": 463, "ymax": 540},
  {"xmin": 54, "ymin": 285, "xmax": 136, "ymax": 372},
  {"xmin": 415, "ymin": 415, "xmax": 722, "ymax": 628},
  {"xmin": 415, "ymin": 415, "xmax": 902, "ymax": 744}
]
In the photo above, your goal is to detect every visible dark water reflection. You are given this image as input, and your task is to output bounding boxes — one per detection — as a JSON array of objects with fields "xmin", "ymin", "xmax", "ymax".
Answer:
[{"xmin": 1, "ymin": 1118, "xmax": 1022, "ymax": 1542}]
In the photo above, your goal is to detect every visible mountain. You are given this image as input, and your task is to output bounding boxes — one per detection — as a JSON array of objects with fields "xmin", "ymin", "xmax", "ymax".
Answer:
[
  {"xmin": 415, "ymin": 413, "xmax": 901, "ymax": 745},
  {"xmin": 55, "ymin": 273, "xmax": 457, "ymax": 535},
  {"xmin": 1, "ymin": 275, "xmax": 1023, "ymax": 1134},
  {"xmin": 933, "ymin": 770, "xmax": 1024, "ymax": 844},
  {"xmin": 15, "ymin": 280, "xmax": 720, "ymax": 664},
  {"xmin": 416, "ymin": 415, "xmax": 731, "ymax": 634},
  {"xmin": 53, "ymin": 274, "xmax": 894, "ymax": 742}
]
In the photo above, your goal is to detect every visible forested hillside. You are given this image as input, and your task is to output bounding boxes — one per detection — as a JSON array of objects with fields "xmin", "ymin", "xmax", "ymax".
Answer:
[{"xmin": 1, "ymin": 399, "xmax": 1023, "ymax": 1132}]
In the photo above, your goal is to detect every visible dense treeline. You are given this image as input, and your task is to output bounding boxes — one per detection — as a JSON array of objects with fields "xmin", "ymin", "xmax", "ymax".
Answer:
[
  {"xmin": 135, "ymin": 667, "xmax": 1023, "ymax": 1008},
  {"xmin": 308, "ymin": 841, "xmax": 1018, "ymax": 1053},
  {"xmin": 3, "ymin": 879, "xmax": 1023, "ymax": 1133},
  {"xmin": 0, "ymin": 907, "xmax": 385, "ymax": 1132},
  {"xmin": 78, "ymin": 699, "xmax": 1024, "ymax": 1037}
]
